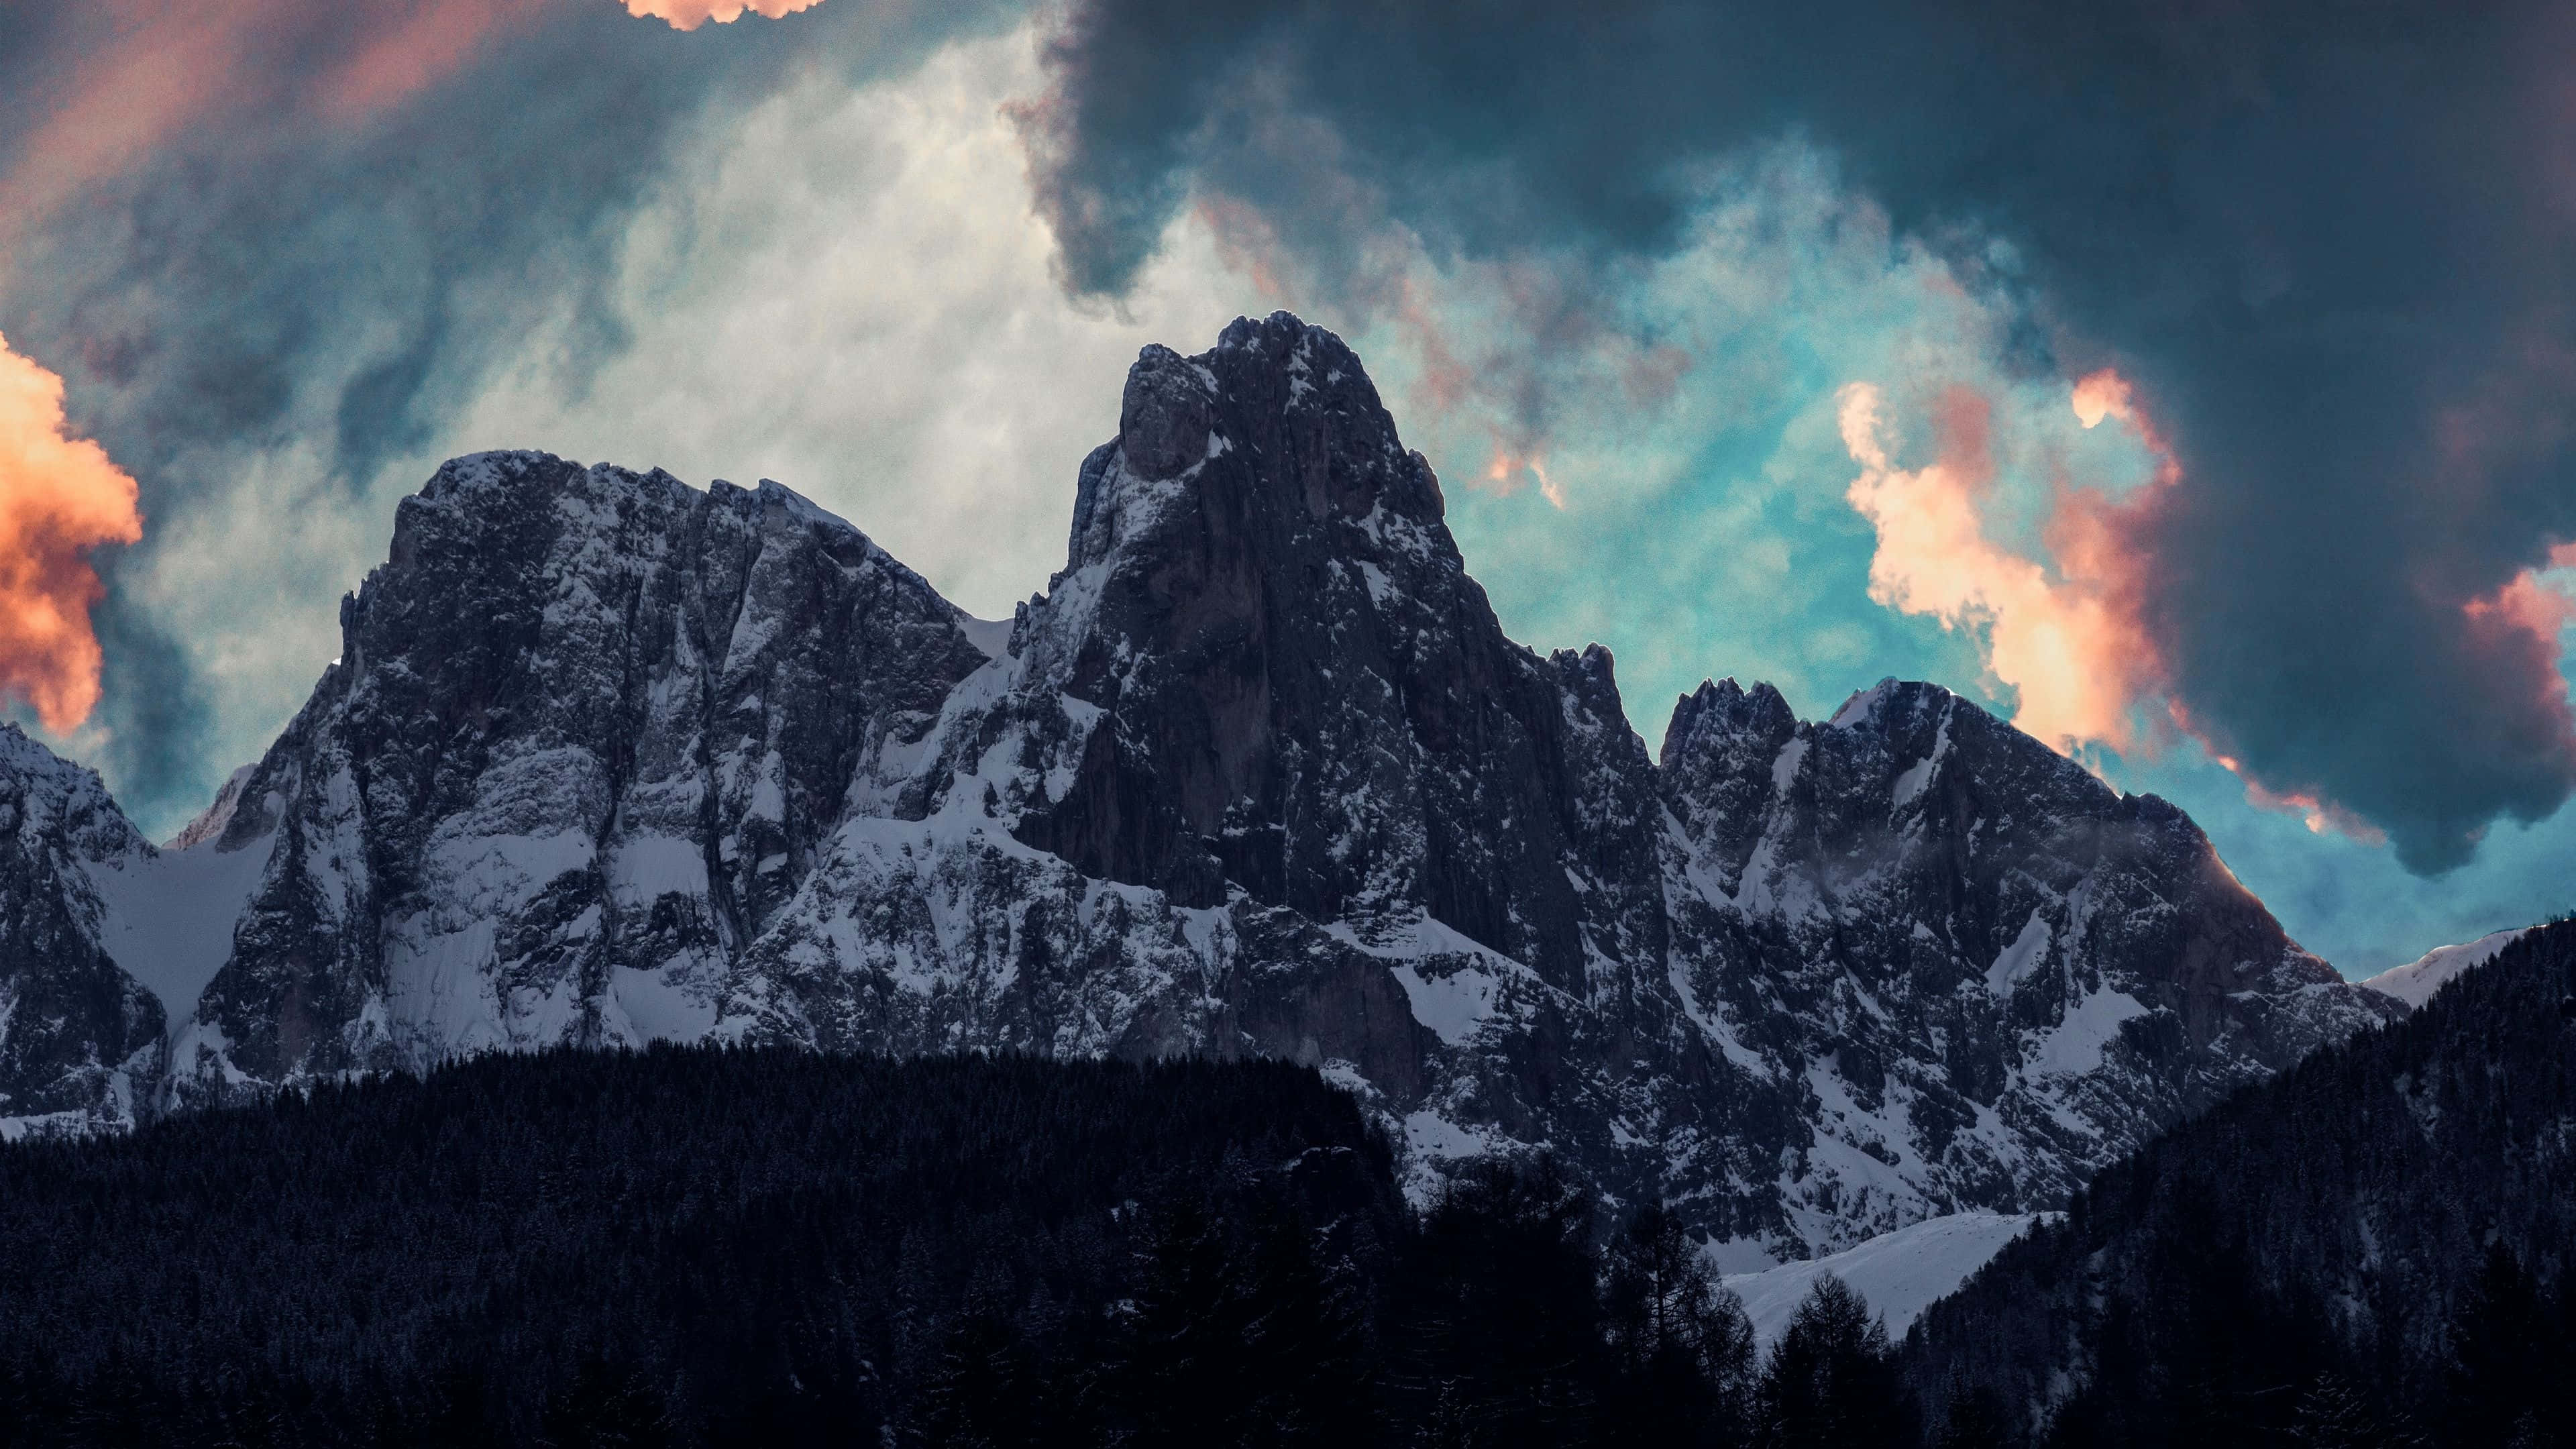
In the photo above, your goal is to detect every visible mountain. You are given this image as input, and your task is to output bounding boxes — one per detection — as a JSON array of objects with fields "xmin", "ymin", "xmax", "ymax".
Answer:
[
  {"xmin": 1902, "ymin": 918, "xmax": 2576, "ymax": 1445},
  {"xmin": 0, "ymin": 313, "xmax": 2398, "ymax": 1258}
]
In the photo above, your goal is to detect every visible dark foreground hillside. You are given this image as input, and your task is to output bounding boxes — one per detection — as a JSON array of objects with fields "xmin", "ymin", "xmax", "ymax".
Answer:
[
  {"xmin": 0, "ymin": 1049, "xmax": 1924, "ymax": 1449},
  {"xmin": 0, "ymin": 1051, "xmax": 1401, "ymax": 1446},
  {"xmin": 1904, "ymin": 920, "xmax": 2576, "ymax": 1447}
]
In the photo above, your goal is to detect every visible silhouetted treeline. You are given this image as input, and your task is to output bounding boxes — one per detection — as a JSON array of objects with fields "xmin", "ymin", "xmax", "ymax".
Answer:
[
  {"xmin": 0, "ymin": 1046, "xmax": 1923, "ymax": 1448},
  {"xmin": 1905, "ymin": 919, "xmax": 2576, "ymax": 1448},
  {"xmin": 17, "ymin": 926, "xmax": 2575, "ymax": 1449}
]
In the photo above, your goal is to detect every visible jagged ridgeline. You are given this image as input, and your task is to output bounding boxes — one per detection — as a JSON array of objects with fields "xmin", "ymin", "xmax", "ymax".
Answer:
[
  {"xmin": 1902, "ymin": 919, "xmax": 2576, "ymax": 1446},
  {"xmin": 0, "ymin": 313, "xmax": 2398, "ymax": 1259}
]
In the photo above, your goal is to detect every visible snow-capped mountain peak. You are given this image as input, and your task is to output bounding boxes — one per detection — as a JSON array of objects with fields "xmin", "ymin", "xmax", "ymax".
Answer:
[{"xmin": 0, "ymin": 316, "xmax": 2404, "ymax": 1257}]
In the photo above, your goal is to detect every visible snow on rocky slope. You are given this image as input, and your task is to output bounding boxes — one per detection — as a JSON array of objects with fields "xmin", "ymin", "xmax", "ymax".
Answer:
[
  {"xmin": 0, "ymin": 314, "xmax": 2404, "ymax": 1258},
  {"xmin": 1722, "ymin": 1211, "xmax": 2044, "ymax": 1350},
  {"xmin": 2359, "ymin": 928, "xmax": 2531, "ymax": 1008}
]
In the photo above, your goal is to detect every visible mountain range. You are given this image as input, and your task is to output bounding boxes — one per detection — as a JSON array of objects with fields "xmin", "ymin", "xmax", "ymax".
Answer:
[{"xmin": 0, "ymin": 313, "xmax": 2404, "ymax": 1262}]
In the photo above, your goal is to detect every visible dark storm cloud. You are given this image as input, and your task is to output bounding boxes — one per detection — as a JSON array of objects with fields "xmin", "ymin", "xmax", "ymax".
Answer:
[
  {"xmin": 1018, "ymin": 0, "xmax": 2576, "ymax": 873},
  {"xmin": 0, "ymin": 0, "xmax": 1020, "ymax": 829}
]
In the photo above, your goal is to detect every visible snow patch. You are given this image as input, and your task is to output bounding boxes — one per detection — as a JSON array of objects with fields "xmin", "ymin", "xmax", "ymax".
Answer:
[
  {"xmin": 1389, "ymin": 963, "xmax": 1499, "ymax": 1046},
  {"xmin": 1403, "ymin": 1109, "xmax": 1503, "ymax": 1163},
  {"xmin": 607, "ymin": 965, "xmax": 721, "ymax": 1042},
  {"xmin": 1890, "ymin": 757, "xmax": 1933, "ymax": 812},
  {"xmin": 609, "ymin": 833, "xmax": 710, "ymax": 902},
  {"xmin": 1721, "ymin": 1211, "xmax": 2041, "ymax": 1350},
  {"xmin": 0, "ymin": 1111, "xmax": 97, "ymax": 1143},
  {"xmin": 1770, "ymin": 737, "xmax": 1809, "ymax": 794},
  {"xmin": 1328, "ymin": 915, "xmax": 1535, "ymax": 1045},
  {"xmin": 2362, "ymin": 928, "xmax": 2528, "ymax": 1008},
  {"xmin": 166, "ymin": 763, "xmax": 257, "ymax": 851},
  {"xmin": 1985, "ymin": 912, "xmax": 2051, "ymax": 995},
  {"xmin": 956, "ymin": 614, "xmax": 1014, "ymax": 660},
  {"xmin": 84, "ymin": 840, "xmax": 273, "ymax": 1022},
  {"xmin": 2027, "ymin": 987, "xmax": 2149, "ymax": 1076},
  {"xmin": 1828, "ymin": 680, "xmax": 1893, "ymax": 729}
]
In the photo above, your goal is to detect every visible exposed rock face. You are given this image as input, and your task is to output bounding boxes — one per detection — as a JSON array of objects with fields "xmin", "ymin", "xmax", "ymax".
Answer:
[
  {"xmin": 1655, "ymin": 675, "xmax": 2393, "ymax": 1246},
  {"xmin": 0, "ymin": 727, "xmax": 158, "ymax": 1138},
  {"xmin": 1014, "ymin": 335, "xmax": 1632, "ymax": 989},
  {"xmin": 5, "ymin": 314, "xmax": 2402, "ymax": 1257},
  {"xmin": 170, "ymin": 459, "xmax": 994, "ymax": 1100}
]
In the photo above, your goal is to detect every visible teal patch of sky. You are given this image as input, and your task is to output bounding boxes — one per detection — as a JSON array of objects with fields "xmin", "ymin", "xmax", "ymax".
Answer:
[
  {"xmin": 1346, "ymin": 142, "xmax": 2012, "ymax": 736},
  {"xmin": 2094, "ymin": 657, "xmax": 2576, "ymax": 977},
  {"xmin": 1335, "ymin": 140, "xmax": 2576, "ymax": 977}
]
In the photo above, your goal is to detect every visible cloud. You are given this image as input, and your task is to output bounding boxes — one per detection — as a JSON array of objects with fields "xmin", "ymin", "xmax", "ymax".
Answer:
[
  {"xmin": 0, "ymin": 0, "xmax": 553, "ymax": 242},
  {"xmin": 1841, "ymin": 364, "xmax": 2407, "ymax": 847},
  {"xmin": 0, "ymin": 0, "xmax": 1021, "ymax": 831},
  {"xmin": 1839, "ymin": 378, "xmax": 2163, "ymax": 756},
  {"xmin": 623, "ymin": 0, "xmax": 826, "ymax": 32},
  {"xmin": 1005, "ymin": 0, "xmax": 2576, "ymax": 874},
  {"xmin": 441, "ymin": 27, "xmax": 1245, "ymax": 620},
  {"xmin": 0, "ymin": 334, "xmax": 144, "ymax": 733}
]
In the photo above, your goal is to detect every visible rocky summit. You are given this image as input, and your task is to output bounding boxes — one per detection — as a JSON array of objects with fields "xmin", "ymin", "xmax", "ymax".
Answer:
[{"xmin": 0, "ymin": 314, "xmax": 2398, "ymax": 1259}]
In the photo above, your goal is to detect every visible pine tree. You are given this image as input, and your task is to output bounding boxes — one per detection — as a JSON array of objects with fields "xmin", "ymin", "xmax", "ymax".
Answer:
[
  {"xmin": 1237, "ymin": 1209, "xmax": 1383, "ymax": 1445},
  {"xmin": 912, "ymin": 1298, "xmax": 1040, "ymax": 1449},
  {"xmin": 2290, "ymin": 1373, "xmax": 2425, "ymax": 1448},
  {"xmin": 1755, "ymin": 1275, "xmax": 1911, "ymax": 1449},
  {"xmin": 1602, "ymin": 1203, "xmax": 1756, "ymax": 1445},
  {"xmin": 1393, "ymin": 1159, "xmax": 1609, "ymax": 1449},
  {"xmin": 2445, "ymin": 1244, "xmax": 2567, "ymax": 1449},
  {"xmin": 537, "ymin": 1359, "xmax": 672, "ymax": 1449},
  {"xmin": 1935, "ymin": 1385, "xmax": 2016, "ymax": 1449},
  {"xmin": 1103, "ymin": 1196, "xmax": 1256, "ymax": 1448}
]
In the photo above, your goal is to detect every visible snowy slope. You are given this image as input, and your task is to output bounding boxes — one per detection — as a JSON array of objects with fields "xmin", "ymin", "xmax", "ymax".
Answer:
[
  {"xmin": 1721, "ymin": 1211, "xmax": 2043, "ymax": 1350},
  {"xmin": 2360, "ymin": 928, "xmax": 2530, "ymax": 1008},
  {"xmin": 84, "ymin": 843, "xmax": 268, "ymax": 1024}
]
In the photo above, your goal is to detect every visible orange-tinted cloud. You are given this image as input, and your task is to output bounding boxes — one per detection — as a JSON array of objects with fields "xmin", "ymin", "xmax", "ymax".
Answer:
[
  {"xmin": 2465, "ymin": 541, "xmax": 2576, "ymax": 638},
  {"xmin": 0, "ymin": 335, "xmax": 144, "ymax": 733},
  {"xmin": 2461, "ymin": 539, "xmax": 2576, "ymax": 722},
  {"xmin": 324, "ymin": 0, "xmax": 551, "ymax": 122},
  {"xmin": 1845, "ymin": 366, "xmax": 2481, "ymax": 848},
  {"xmin": 2237, "ymin": 773, "xmax": 2388, "ymax": 843},
  {"xmin": 622, "ymin": 0, "xmax": 824, "ymax": 30},
  {"xmin": 1840, "ymin": 379, "xmax": 2165, "ymax": 753},
  {"xmin": 1485, "ymin": 449, "xmax": 1564, "ymax": 508}
]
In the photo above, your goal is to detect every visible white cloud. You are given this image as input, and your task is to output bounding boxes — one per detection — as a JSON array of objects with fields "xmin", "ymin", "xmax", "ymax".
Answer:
[
  {"xmin": 109, "ymin": 23, "xmax": 1252, "ymax": 830},
  {"xmin": 444, "ymin": 25, "xmax": 1248, "ymax": 619}
]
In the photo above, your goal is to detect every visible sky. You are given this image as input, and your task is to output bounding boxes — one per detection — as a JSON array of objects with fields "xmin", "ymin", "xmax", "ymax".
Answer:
[{"xmin": 0, "ymin": 0, "xmax": 2571, "ymax": 976}]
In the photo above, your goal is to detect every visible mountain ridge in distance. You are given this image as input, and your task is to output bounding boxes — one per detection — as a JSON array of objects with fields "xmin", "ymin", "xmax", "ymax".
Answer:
[
  {"xmin": 1904, "ymin": 916, "xmax": 2576, "ymax": 1443},
  {"xmin": 0, "ymin": 312, "xmax": 2400, "ymax": 1261}
]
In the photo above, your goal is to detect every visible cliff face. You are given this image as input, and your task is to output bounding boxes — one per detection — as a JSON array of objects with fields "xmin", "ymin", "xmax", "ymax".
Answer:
[
  {"xmin": 9, "ymin": 314, "xmax": 2399, "ymax": 1257},
  {"xmin": 169, "ymin": 455, "xmax": 994, "ymax": 1097},
  {"xmin": 1654, "ymin": 674, "xmax": 2388, "ymax": 1246},
  {"xmin": 0, "ymin": 725, "xmax": 160, "ymax": 1138}
]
